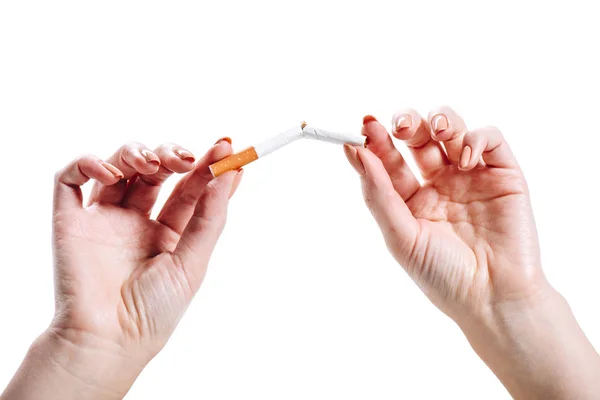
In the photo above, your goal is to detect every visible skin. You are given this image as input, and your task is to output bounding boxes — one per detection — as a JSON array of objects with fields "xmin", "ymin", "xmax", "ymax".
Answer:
[
  {"xmin": 2, "ymin": 139, "xmax": 243, "ymax": 399},
  {"xmin": 344, "ymin": 107, "xmax": 600, "ymax": 399},
  {"xmin": 348, "ymin": 109, "xmax": 541, "ymax": 321},
  {"xmin": 2, "ymin": 107, "xmax": 599, "ymax": 399}
]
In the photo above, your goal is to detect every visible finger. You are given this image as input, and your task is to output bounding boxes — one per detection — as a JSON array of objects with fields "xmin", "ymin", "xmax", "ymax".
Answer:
[
  {"xmin": 88, "ymin": 143, "xmax": 161, "ymax": 206},
  {"xmin": 344, "ymin": 144, "xmax": 419, "ymax": 260},
  {"xmin": 391, "ymin": 109, "xmax": 448, "ymax": 178},
  {"xmin": 54, "ymin": 155, "xmax": 123, "ymax": 212},
  {"xmin": 362, "ymin": 115, "xmax": 420, "ymax": 200},
  {"xmin": 427, "ymin": 106, "xmax": 468, "ymax": 165},
  {"xmin": 229, "ymin": 168, "xmax": 244, "ymax": 199},
  {"xmin": 121, "ymin": 144, "xmax": 196, "ymax": 215},
  {"xmin": 157, "ymin": 138, "xmax": 234, "ymax": 234},
  {"xmin": 172, "ymin": 170, "xmax": 238, "ymax": 291},
  {"xmin": 459, "ymin": 127, "xmax": 518, "ymax": 171}
]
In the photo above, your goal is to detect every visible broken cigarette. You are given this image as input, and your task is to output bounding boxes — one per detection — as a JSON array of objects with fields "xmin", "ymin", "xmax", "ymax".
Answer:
[{"xmin": 209, "ymin": 122, "xmax": 366, "ymax": 177}]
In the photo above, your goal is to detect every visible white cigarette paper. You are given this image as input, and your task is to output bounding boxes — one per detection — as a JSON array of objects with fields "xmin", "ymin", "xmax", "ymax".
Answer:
[{"xmin": 255, "ymin": 125, "xmax": 366, "ymax": 158}]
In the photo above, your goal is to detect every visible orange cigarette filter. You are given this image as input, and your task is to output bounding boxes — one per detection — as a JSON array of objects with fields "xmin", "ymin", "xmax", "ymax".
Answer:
[{"xmin": 209, "ymin": 147, "xmax": 258, "ymax": 177}]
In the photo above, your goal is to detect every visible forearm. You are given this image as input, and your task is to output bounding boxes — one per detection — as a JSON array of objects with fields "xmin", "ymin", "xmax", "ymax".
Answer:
[
  {"xmin": 462, "ymin": 285, "xmax": 600, "ymax": 400},
  {"xmin": 1, "ymin": 328, "xmax": 146, "ymax": 400}
]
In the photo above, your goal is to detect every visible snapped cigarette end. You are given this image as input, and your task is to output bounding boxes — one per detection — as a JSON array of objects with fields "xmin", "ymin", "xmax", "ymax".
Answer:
[
  {"xmin": 209, "ymin": 147, "xmax": 259, "ymax": 177},
  {"xmin": 301, "ymin": 121, "xmax": 307, "ymax": 129}
]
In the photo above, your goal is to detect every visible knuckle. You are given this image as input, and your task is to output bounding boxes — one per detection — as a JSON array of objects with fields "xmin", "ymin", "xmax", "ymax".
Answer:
[
  {"xmin": 122, "ymin": 142, "xmax": 146, "ymax": 157},
  {"xmin": 120, "ymin": 143, "xmax": 136, "ymax": 153},
  {"xmin": 192, "ymin": 207, "xmax": 226, "ymax": 230},
  {"xmin": 119, "ymin": 145, "xmax": 135, "ymax": 159},
  {"xmin": 362, "ymin": 191, "xmax": 375, "ymax": 210},
  {"xmin": 203, "ymin": 180, "xmax": 221, "ymax": 198},
  {"xmin": 437, "ymin": 105, "xmax": 455, "ymax": 115},
  {"xmin": 485, "ymin": 126, "xmax": 503, "ymax": 137},
  {"xmin": 138, "ymin": 173, "xmax": 164, "ymax": 187},
  {"xmin": 154, "ymin": 142, "xmax": 174, "ymax": 154},
  {"xmin": 128, "ymin": 141, "xmax": 146, "ymax": 149},
  {"xmin": 161, "ymin": 142, "xmax": 178, "ymax": 149},
  {"xmin": 79, "ymin": 153, "xmax": 98, "ymax": 165},
  {"xmin": 176, "ymin": 190, "xmax": 199, "ymax": 209},
  {"xmin": 463, "ymin": 130, "xmax": 481, "ymax": 145},
  {"xmin": 214, "ymin": 217, "xmax": 227, "ymax": 235},
  {"xmin": 54, "ymin": 168, "xmax": 65, "ymax": 183},
  {"xmin": 55, "ymin": 154, "xmax": 97, "ymax": 183},
  {"xmin": 463, "ymin": 130, "xmax": 476, "ymax": 140},
  {"xmin": 122, "ymin": 144, "xmax": 147, "ymax": 162}
]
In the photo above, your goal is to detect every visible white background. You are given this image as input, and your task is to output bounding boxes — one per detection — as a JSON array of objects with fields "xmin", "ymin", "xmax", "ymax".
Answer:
[{"xmin": 1, "ymin": 1, "xmax": 599, "ymax": 399}]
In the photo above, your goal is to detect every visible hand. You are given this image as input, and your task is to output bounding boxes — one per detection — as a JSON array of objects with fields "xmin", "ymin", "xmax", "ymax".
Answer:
[
  {"xmin": 344, "ymin": 108, "xmax": 600, "ymax": 399},
  {"xmin": 2, "ymin": 139, "xmax": 242, "ymax": 399},
  {"xmin": 53, "ymin": 139, "xmax": 243, "ymax": 351},
  {"xmin": 345, "ymin": 108, "xmax": 543, "ymax": 320}
]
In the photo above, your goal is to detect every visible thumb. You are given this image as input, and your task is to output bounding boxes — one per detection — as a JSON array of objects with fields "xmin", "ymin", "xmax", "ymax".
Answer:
[
  {"xmin": 344, "ymin": 145, "xmax": 420, "ymax": 264},
  {"xmin": 172, "ymin": 170, "xmax": 239, "ymax": 292}
]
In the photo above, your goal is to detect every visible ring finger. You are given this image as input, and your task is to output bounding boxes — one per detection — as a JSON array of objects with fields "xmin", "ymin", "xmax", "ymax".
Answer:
[
  {"xmin": 121, "ymin": 143, "xmax": 196, "ymax": 215},
  {"xmin": 87, "ymin": 142, "xmax": 161, "ymax": 206}
]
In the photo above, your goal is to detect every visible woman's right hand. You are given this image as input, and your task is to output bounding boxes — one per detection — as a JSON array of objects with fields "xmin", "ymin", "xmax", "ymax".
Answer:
[
  {"xmin": 344, "ymin": 107, "xmax": 600, "ymax": 400},
  {"xmin": 2, "ymin": 138, "xmax": 242, "ymax": 400}
]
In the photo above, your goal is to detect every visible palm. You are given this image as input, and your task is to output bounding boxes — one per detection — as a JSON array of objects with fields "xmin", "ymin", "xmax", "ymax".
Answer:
[
  {"xmin": 402, "ymin": 166, "xmax": 539, "ymax": 314},
  {"xmin": 51, "ymin": 141, "xmax": 237, "ymax": 355},
  {"xmin": 353, "ymin": 109, "xmax": 544, "ymax": 319},
  {"xmin": 53, "ymin": 205, "xmax": 186, "ymax": 347}
]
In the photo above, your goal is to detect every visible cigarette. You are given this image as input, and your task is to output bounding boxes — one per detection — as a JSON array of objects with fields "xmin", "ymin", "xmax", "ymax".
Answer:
[{"xmin": 208, "ymin": 122, "xmax": 366, "ymax": 177}]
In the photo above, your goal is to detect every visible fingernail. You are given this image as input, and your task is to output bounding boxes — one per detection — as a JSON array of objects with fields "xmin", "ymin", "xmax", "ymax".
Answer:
[
  {"xmin": 141, "ymin": 149, "xmax": 160, "ymax": 166},
  {"xmin": 393, "ymin": 114, "xmax": 412, "ymax": 132},
  {"xmin": 344, "ymin": 144, "xmax": 365, "ymax": 175},
  {"xmin": 101, "ymin": 162, "xmax": 124, "ymax": 179},
  {"xmin": 229, "ymin": 169, "xmax": 244, "ymax": 199},
  {"xmin": 431, "ymin": 114, "xmax": 448, "ymax": 135},
  {"xmin": 460, "ymin": 146, "xmax": 472, "ymax": 170},
  {"xmin": 174, "ymin": 148, "xmax": 195, "ymax": 162},
  {"xmin": 363, "ymin": 115, "xmax": 378, "ymax": 125},
  {"xmin": 214, "ymin": 137, "xmax": 232, "ymax": 145}
]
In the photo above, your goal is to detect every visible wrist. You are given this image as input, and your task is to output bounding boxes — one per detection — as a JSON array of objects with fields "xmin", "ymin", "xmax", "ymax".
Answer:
[
  {"xmin": 459, "ymin": 284, "xmax": 600, "ymax": 400},
  {"xmin": 2, "ymin": 327, "xmax": 148, "ymax": 400}
]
